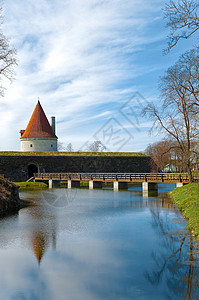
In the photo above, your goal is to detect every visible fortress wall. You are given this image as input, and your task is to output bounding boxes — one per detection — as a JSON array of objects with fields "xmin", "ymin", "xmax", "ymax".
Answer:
[{"xmin": 0, "ymin": 155, "xmax": 156, "ymax": 182}]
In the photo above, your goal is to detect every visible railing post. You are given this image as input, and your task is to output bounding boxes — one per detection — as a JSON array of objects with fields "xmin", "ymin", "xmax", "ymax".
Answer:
[{"xmin": 29, "ymin": 172, "xmax": 193, "ymax": 186}]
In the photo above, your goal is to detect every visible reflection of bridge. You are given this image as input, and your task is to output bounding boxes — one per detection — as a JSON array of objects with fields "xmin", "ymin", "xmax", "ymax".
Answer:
[{"xmin": 34, "ymin": 173, "xmax": 198, "ymax": 191}]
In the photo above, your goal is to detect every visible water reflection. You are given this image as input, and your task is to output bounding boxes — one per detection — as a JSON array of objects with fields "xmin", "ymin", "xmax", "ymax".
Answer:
[
  {"xmin": 0, "ymin": 191, "xmax": 57, "ymax": 265},
  {"xmin": 0, "ymin": 186, "xmax": 198, "ymax": 299},
  {"xmin": 30, "ymin": 229, "xmax": 56, "ymax": 265},
  {"xmin": 21, "ymin": 192, "xmax": 57, "ymax": 265},
  {"xmin": 145, "ymin": 206, "xmax": 199, "ymax": 300},
  {"xmin": 31, "ymin": 232, "xmax": 48, "ymax": 264}
]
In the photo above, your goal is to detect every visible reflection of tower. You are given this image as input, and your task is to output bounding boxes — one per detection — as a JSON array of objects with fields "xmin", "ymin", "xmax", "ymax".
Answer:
[
  {"xmin": 31, "ymin": 232, "xmax": 49, "ymax": 265},
  {"xmin": 31, "ymin": 229, "xmax": 57, "ymax": 265},
  {"xmin": 30, "ymin": 224, "xmax": 57, "ymax": 265},
  {"xmin": 21, "ymin": 191, "xmax": 58, "ymax": 265}
]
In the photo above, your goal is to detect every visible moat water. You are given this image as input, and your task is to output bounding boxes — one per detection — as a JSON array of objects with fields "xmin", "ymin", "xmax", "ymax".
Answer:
[{"xmin": 0, "ymin": 184, "xmax": 198, "ymax": 300}]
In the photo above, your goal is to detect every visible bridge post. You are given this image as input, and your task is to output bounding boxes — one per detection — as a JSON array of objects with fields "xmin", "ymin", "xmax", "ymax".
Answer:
[
  {"xmin": 142, "ymin": 182, "xmax": 158, "ymax": 192},
  {"xmin": 49, "ymin": 180, "xmax": 60, "ymax": 188},
  {"xmin": 49, "ymin": 180, "xmax": 53, "ymax": 189},
  {"xmin": 142, "ymin": 191, "xmax": 149, "ymax": 199},
  {"xmin": 113, "ymin": 182, "xmax": 128, "ymax": 191},
  {"xmin": 176, "ymin": 182, "xmax": 184, "ymax": 188},
  {"xmin": 89, "ymin": 181, "xmax": 103, "ymax": 189},
  {"xmin": 68, "ymin": 180, "xmax": 80, "ymax": 188}
]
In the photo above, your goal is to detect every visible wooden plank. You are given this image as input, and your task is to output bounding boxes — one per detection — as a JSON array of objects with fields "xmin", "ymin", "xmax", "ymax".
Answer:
[{"xmin": 33, "ymin": 172, "xmax": 198, "ymax": 184}]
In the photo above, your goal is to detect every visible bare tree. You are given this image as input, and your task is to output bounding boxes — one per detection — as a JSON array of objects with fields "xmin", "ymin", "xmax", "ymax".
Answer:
[
  {"xmin": 145, "ymin": 140, "xmax": 189, "ymax": 172},
  {"xmin": 161, "ymin": 48, "xmax": 199, "ymax": 108},
  {"xmin": 57, "ymin": 142, "xmax": 74, "ymax": 151},
  {"xmin": 164, "ymin": 0, "xmax": 199, "ymax": 53},
  {"xmin": 66, "ymin": 142, "xmax": 74, "ymax": 152},
  {"xmin": 57, "ymin": 142, "xmax": 66, "ymax": 151},
  {"xmin": 173, "ymin": 48, "xmax": 199, "ymax": 107},
  {"xmin": 87, "ymin": 140, "xmax": 107, "ymax": 152},
  {"xmin": 0, "ymin": 8, "xmax": 17, "ymax": 96},
  {"xmin": 143, "ymin": 49, "xmax": 199, "ymax": 181},
  {"xmin": 145, "ymin": 140, "xmax": 174, "ymax": 171}
]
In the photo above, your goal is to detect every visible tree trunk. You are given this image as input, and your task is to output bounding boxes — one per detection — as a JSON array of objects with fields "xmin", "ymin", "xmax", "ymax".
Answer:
[{"xmin": 187, "ymin": 161, "xmax": 193, "ymax": 183}]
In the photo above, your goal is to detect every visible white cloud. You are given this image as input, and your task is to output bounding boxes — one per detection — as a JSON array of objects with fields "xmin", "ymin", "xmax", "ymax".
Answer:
[{"xmin": 0, "ymin": 0, "xmax": 176, "ymax": 150}]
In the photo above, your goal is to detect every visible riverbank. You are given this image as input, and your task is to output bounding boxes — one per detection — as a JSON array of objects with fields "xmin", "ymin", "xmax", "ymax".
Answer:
[
  {"xmin": 169, "ymin": 183, "xmax": 199, "ymax": 237},
  {"xmin": 0, "ymin": 177, "xmax": 20, "ymax": 215}
]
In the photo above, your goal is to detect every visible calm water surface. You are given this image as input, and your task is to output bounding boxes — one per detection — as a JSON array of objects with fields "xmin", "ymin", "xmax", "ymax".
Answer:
[{"xmin": 0, "ymin": 184, "xmax": 198, "ymax": 300}]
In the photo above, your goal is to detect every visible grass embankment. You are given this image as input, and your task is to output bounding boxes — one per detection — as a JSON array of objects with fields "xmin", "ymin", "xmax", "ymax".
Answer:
[
  {"xmin": 0, "ymin": 151, "xmax": 146, "ymax": 157},
  {"xmin": 170, "ymin": 183, "xmax": 199, "ymax": 237},
  {"xmin": 14, "ymin": 182, "xmax": 48, "ymax": 190}
]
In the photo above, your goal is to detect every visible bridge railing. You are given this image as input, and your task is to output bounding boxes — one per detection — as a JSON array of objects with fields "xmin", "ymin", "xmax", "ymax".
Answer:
[{"xmin": 34, "ymin": 172, "xmax": 198, "ymax": 183}]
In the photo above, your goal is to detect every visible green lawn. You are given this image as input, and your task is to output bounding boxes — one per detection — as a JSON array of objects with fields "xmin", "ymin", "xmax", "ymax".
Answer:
[
  {"xmin": 170, "ymin": 183, "xmax": 199, "ymax": 238},
  {"xmin": 14, "ymin": 182, "xmax": 48, "ymax": 190},
  {"xmin": 0, "ymin": 151, "xmax": 146, "ymax": 157}
]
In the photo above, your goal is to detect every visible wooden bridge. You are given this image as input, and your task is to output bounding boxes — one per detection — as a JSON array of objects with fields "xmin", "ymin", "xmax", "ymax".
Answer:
[
  {"xmin": 34, "ymin": 172, "xmax": 198, "ymax": 191},
  {"xmin": 34, "ymin": 172, "xmax": 196, "ymax": 183}
]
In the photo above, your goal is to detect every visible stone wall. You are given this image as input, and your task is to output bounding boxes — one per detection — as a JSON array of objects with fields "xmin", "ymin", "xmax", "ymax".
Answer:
[{"xmin": 0, "ymin": 155, "xmax": 156, "ymax": 182}]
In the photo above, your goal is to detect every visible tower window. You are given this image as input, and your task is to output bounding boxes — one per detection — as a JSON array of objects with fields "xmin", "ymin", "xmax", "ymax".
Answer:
[
  {"xmin": 51, "ymin": 144, "xmax": 53, "ymax": 147},
  {"xmin": 30, "ymin": 144, "xmax": 32, "ymax": 147}
]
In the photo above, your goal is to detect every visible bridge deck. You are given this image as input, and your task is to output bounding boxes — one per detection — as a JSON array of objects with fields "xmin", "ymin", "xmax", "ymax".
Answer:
[{"xmin": 34, "ymin": 173, "xmax": 198, "ymax": 183}]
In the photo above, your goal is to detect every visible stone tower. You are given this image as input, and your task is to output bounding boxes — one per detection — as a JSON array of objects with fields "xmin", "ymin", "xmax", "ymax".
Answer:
[{"xmin": 20, "ymin": 101, "xmax": 58, "ymax": 152}]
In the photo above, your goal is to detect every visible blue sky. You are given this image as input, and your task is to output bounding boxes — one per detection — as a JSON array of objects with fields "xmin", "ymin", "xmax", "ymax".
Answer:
[{"xmin": 1, "ymin": 0, "xmax": 196, "ymax": 152}]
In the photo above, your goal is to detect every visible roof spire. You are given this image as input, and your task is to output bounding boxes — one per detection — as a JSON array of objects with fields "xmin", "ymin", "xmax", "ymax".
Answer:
[
  {"xmin": 38, "ymin": 97, "xmax": 40, "ymax": 105},
  {"xmin": 20, "ymin": 101, "xmax": 57, "ymax": 139}
]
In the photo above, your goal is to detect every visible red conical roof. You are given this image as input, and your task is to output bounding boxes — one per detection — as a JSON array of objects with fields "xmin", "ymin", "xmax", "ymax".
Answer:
[{"xmin": 21, "ymin": 101, "xmax": 57, "ymax": 139}]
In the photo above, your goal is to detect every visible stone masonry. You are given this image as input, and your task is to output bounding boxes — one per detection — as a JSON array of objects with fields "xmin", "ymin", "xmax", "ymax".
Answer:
[{"xmin": 0, "ymin": 155, "xmax": 156, "ymax": 182}]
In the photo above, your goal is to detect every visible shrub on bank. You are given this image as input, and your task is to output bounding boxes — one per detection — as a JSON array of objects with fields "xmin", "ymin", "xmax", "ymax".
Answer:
[{"xmin": 0, "ymin": 177, "xmax": 20, "ymax": 215}]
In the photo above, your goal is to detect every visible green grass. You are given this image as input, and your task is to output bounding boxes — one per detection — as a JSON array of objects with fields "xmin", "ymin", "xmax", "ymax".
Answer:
[
  {"xmin": 169, "ymin": 183, "xmax": 199, "ymax": 238},
  {"xmin": 14, "ymin": 182, "xmax": 48, "ymax": 190},
  {"xmin": 0, "ymin": 151, "xmax": 146, "ymax": 157}
]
